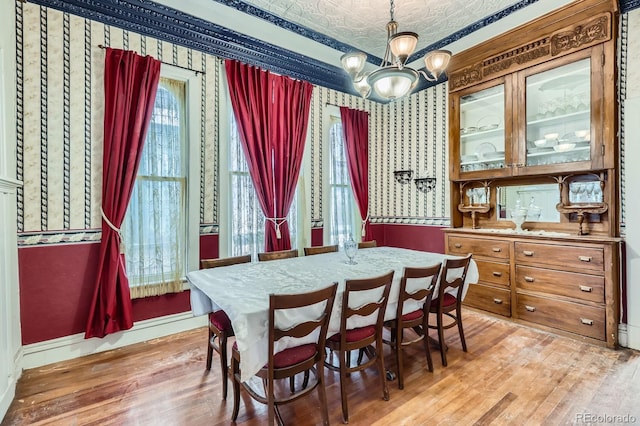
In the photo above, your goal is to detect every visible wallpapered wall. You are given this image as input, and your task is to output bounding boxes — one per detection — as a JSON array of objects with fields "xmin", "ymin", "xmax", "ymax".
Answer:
[{"xmin": 15, "ymin": 2, "xmax": 450, "ymax": 246}]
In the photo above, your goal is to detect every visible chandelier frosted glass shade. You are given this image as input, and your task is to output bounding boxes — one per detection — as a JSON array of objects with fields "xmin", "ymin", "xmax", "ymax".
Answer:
[
  {"xmin": 389, "ymin": 32, "xmax": 418, "ymax": 65},
  {"xmin": 423, "ymin": 50, "xmax": 452, "ymax": 81},
  {"xmin": 341, "ymin": 52, "xmax": 367, "ymax": 79},
  {"xmin": 368, "ymin": 67, "xmax": 418, "ymax": 100}
]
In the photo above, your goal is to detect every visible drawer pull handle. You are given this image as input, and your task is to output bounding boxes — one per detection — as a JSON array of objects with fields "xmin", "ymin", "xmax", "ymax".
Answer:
[
  {"xmin": 454, "ymin": 243, "xmax": 462, "ymax": 249},
  {"xmin": 493, "ymin": 298, "xmax": 503, "ymax": 304},
  {"xmin": 523, "ymin": 250, "xmax": 534, "ymax": 257},
  {"xmin": 492, "ymin": 271, "xmax": 503, "ymax": 277},
  {"xmin": 581, "ymin": 318, "xmax": 594, "ymax": 326},
  {"xmin": 492, "ymin": 247, "xmax": 502, "ymax": 253},
  {"xmin": 525, "ymin": 305, "xmax": 536, "ymax": 312},
  {"xmin": 579, "ymin": 256, "xmax": 592, "ymax": 262},
  {"xmin": 524, "ymin": 276, "xmax": 535, "ymax": 283},
  {"xmin": 579, "ymin": 285, "xmax": 593, "ymax": 293}
]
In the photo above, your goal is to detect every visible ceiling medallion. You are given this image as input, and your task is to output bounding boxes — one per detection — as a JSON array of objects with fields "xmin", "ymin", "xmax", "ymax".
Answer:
[{"xmin": 340, "ymin": 0, "xmax": 451, "ymax": 100}]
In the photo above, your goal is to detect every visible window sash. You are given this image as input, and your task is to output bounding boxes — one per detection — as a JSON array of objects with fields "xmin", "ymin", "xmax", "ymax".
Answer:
[{"xmin": 123, "ymin": 78, "xmax": 187, "ymax": 298}]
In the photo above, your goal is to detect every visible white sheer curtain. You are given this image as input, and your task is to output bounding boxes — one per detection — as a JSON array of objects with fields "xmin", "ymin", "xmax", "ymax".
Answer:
[
  {"xmin": 122, "ymin": 78, "xmax": 186, "ymax": 298},
  {"xmin": 329, "ymin": 119, "xmax": 357, "ymax": 246},
  {"xmin": 229, "ymin": 115, "xmax": 297, "ymax": 259}
]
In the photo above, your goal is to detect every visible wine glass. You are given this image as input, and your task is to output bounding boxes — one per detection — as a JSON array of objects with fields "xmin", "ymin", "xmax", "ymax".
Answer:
[{"xmin": 344, "ymin": 235, "xmax": 358, "ymax": 265}]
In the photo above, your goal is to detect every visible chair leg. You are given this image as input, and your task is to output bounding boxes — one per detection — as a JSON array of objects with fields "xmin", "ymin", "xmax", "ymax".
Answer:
[
  {"xmin": 206, "ymin": 329, "xmax": 214, "ymax": 370},
  {"xmin": 396, "ymin": 328, "xmax": 404, "ymax": 390},
  {"xmin": 316, "ymin": 364, "xmax": 330, "ymax": 426},
  {"xmin": 230, "ymin": 355, "xmax": 241, "ymax": 421},
  {"xmin": 302, "ymin": 369, "xmax": 310, "ymax": 389},
  {"xmin": 267, "ymin": 378, "xmax": 275, "ymax": 426},
  {"xmin": 437, "ymin": 313, "xmax": 447, "ymax": 367},
  {"xmin": 457, "ymin": 311, "xmax": 468, "ymax": 352},
  {"xmin": 376, "ymin": 344, "xmax": 389, "ymax": 401},
  {"xmin": 421, "ymin": 321, "xmax": 433, "ymax": 373},
  {"xmin": 339, "ymin": 349, "xmax": 349, "ymax": 424},
  {"xmin": 219, "ymin": 333, "xmax": 229, "ymax": 399}
]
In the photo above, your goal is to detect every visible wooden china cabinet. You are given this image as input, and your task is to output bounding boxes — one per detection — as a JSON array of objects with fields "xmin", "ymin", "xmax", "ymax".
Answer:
[{"xmin": 445, "ymin": 0, "xmax": 622, "ymax": 348}]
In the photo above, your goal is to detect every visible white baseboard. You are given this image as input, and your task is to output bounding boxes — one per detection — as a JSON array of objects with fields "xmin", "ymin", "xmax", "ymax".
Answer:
[
  {"xmin": 623, "ymin": 322, "xmax": 640, "ymax": 350},
  {"xmin": 21, "ymin": 312, "xmax": 207, "ymax": 370},
  {"xmin": 0, "ymin": 375, "xmax": 17, "ymax": 423},
  {"xmin": 1, "ymin": 347, "xmax": 23, "ymax": 422}
]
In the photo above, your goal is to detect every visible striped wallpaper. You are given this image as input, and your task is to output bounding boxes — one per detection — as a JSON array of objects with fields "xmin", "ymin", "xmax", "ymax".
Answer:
[{"xmin": 15, "ymin": 1, "xmax": 451, "ymax": 245}]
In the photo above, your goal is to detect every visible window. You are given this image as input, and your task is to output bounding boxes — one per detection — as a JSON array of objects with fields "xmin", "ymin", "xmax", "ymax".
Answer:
[
  {"xmin": 228, "ymin": 115, "xmax": 297, "ymax": 258},
  {"xmin": 123, "ymin": 75, "xmax": 197, "ymax": 298},
  {"xmin": 328, "ymin": 118, "xmax": 357, "ymax": 245}
]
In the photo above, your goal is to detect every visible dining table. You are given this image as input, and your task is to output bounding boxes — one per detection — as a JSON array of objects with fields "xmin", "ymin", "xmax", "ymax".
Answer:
[{"xmin": 187, "ymin": 246, "xmax": 479, "ymax": 382}]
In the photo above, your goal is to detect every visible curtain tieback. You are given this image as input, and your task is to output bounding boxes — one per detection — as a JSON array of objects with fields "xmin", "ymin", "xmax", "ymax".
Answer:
[
  {"xmin": 362, "ymin": 214, "xmax": 370, "ymax": 237},
  {"xmin": 101, "ymin": 207, "xmax": 125, "ymax": 254},
  {"xmin": 266, "ymin": 217, "xmax": 287, "ymax": 239}
]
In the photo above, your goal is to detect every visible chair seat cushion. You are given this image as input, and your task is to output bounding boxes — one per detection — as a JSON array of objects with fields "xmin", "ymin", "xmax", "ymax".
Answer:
[
  {"xmin": 401, "ymin": 309, "xmax": 423, "ymax": 321},
  {"xmin": 273, "ymin": 343, "xmax": 317, "ymax": 368},
  {"xmin": 209, "ymin": 310, "xmax": 233, "ymax": 332},
  {"xmin": 232, "ymin": 342, "xmax": 317, "ymax": 369},
  {"xmin": 328, "ymin": 325, "xmax": 376, "ymax": 343},
  {"xmin": 431, "ymin": 293, "xmax": 457, "ymax": 309}
]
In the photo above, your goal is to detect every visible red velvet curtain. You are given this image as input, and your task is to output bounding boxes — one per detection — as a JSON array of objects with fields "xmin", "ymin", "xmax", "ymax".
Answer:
[
  {"xmin": 340, "ymin": 107, "xmax": 371, "ymax": 240},
  {"xmin": 85, "ymin": 48, "xmax": 161, "ymax": 339},
  {"xmin": 225, "ymin": 60, "xmax": 313, "ymax": 252}
]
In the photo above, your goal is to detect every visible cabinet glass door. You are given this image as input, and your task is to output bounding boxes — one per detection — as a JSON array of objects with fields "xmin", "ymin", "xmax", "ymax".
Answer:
[
  {"xmin": 525, "ymin": 58, "xmax": 590, "ymax": 167},
  {"xmin": 459, "ymin": 84, "xmax": 506, "ymax": 174}
]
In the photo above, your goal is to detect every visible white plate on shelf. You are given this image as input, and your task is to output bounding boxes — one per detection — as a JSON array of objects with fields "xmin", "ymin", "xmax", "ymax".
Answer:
[
  {"xmin": 476, "ymin": 142, "xmax": 497, "ymax": 158},
  {"xmin": 482, "ymin": 151, "xmax": 505, "ymax": 160},
  {"xmin": 528, "ymin": 147, "xmax": 554, "ymax": 154}
]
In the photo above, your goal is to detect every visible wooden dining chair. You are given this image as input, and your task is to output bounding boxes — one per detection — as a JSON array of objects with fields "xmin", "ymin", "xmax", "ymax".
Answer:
[
  {"xmin": 200, "ymin": 254, "xmax": 252, "ymax": 399},
  {"xmin": 230, "ymin": 282, "xmax": 338, "ymax": 426},
  {"xmin": 325, "ymin": 270, "xmax": 393, "ymax": 424},
  {"xmin": 383, "ymin": 264, "xmax": 441, "ymax": 389},
  {"xmin": 258, "ymin": 249, "xmax": 299, "ymax": 261},
  {"xmin": 358, "ymin": 240, "xmax": 377, "ymax": 249},
  {"xmin": 428, "ymin": 254, "xmax": 472, "ymax": 367},
  {"xmin": 303, "ymin": 244, "xmax": 338, "ymax": 256}
]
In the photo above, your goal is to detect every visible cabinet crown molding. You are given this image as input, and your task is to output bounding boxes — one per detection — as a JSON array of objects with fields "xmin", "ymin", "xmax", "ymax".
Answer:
[{"xmin": 449, "ymin": 7, "xmax": 614, "ymax": 92}]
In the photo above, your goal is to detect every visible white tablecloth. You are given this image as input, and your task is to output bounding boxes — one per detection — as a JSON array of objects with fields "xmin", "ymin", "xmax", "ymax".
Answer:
[{"xmin": 187, "ymin": 247, "xmax": 478, "ymax": 381}]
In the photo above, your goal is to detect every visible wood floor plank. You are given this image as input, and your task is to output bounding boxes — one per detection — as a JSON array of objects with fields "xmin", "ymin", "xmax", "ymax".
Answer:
[{"xmin": 3, "ymin": 310, "xmax": 640, "ymax": 425}]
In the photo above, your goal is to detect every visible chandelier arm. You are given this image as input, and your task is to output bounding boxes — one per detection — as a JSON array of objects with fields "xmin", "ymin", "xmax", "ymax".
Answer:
[{"xmin": 418, "ymin": 69, "xmax": 438, "ymax": 83}]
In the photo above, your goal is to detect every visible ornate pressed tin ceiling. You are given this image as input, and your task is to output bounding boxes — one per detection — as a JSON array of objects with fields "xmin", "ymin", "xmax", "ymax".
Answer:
[{"xmin": 30, "ymin": 0, "xmax": 639, "ymax": 101}]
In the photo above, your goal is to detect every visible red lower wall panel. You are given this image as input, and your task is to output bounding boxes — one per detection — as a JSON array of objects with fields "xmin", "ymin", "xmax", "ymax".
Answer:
[
  {"xmin": 199, "ymin": 234, "xmax": 219, "ymax": 260},
  {"xmin": 19, "ymin": 242, "xmax": 192, "ymax": 345},
  {"xmin": 371, "ymin": 223, "xmax": 447, "ymax": 253},
  {"xmin": 311, "ymin": 228, "xmax": 324, "ymax": 246},
  {"xmin": 17, "ymin": 226, "xmax": 445, "ymax": 345}
]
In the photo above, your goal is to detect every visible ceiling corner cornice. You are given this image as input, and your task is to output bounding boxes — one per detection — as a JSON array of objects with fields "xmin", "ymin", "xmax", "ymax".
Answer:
[{"xmin": 29, "ymin": 0, "xmax": 358, "ymax": 95}]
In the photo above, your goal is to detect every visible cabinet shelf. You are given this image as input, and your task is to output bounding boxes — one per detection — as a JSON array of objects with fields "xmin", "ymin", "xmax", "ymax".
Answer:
[{"xmin": 526, "ymin": 110, "xmax": 589, "ymax": 126}]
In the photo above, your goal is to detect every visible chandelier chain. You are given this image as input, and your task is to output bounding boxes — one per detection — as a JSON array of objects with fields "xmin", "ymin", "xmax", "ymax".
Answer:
[{"xmin": 390, "ymin": 0, "xmax": 395, "ymax": 21}]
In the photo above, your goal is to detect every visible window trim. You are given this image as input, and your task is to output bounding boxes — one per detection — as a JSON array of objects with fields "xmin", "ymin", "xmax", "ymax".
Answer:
[
  {"xmin": 157, "ymin": 64, "xmax": 200, "ymax": 283},
  {"xmin": 323, "ymin": 105, "xmax": 360, "ymax": 246}
]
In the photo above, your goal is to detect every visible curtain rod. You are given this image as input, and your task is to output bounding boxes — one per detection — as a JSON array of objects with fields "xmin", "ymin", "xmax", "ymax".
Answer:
[
  {"xmin": 97, "ymin": 45, "xmax": 205, "ymax": 76},
  {"xmin": 324, "ymin": 103, "xmax": 370, "ymax": 114}
]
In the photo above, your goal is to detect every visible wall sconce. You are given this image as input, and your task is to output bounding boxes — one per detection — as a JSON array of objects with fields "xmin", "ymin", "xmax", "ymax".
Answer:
[
  {"xmin": 414, "ymin": 177, "xmax": 437, "ymax": 193},
  {"xmin": 394, "ymin": 170, "xmax": 413, "ymax": 184}
]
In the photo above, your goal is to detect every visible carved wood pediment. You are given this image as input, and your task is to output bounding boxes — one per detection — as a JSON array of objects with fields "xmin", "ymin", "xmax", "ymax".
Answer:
[{"xmin": 449, "ymin": 12, "xmax": 612, "ymax": 92}]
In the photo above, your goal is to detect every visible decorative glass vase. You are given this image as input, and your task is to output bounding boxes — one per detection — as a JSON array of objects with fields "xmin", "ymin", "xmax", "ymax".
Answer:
[
  {"xmin": 510, "ymin": 199, "xmax": 528, "ymax": 232},
  {"xmin": 343, "ymin": 234, "xmax": 358, "ymax": 265}
]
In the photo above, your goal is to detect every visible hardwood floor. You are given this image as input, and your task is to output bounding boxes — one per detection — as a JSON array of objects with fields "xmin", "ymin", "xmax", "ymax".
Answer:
[{"xmin": 3, "ymin": 311, "xmax": 640, "ymax": 425}]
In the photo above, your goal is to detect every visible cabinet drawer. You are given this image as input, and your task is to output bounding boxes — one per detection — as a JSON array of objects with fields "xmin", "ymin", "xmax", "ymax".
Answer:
[
  {"xmin": 516, "ymin": 266, "xmax": 605, "ymax": 303},
  {"xmin": 477, "ymin": 260, "xmax": 510, "ymax": 287},
  {"xmin": 464, "ymin": 283, "xmax": 511, "ymax": 317},
  {"xmin": 448, "ymin": 236, "xmax": 510, "ymax": 260},
  {"xmin": 516, "ymin": 293, "xmax": 605, "ymax": 340},
  {"xmin": 514, "ymin": 242, "xmax": 604, "ymax": 272}
]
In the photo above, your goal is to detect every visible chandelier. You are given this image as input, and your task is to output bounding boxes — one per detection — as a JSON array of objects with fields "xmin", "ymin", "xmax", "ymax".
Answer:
[{"xmin": 340, "ymin": 0, "xmax": 452, "ymax": 101}]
